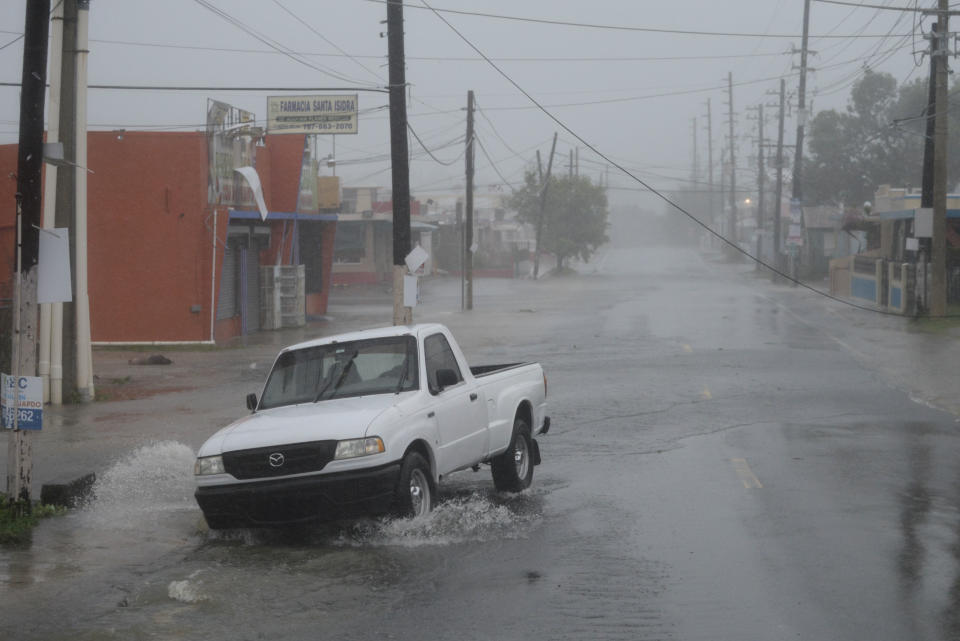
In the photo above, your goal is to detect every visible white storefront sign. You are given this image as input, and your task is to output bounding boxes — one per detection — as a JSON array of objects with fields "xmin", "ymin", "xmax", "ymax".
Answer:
[{"xmin": 267, "ymin": 95, "xmax": 358, "ymax": 135}]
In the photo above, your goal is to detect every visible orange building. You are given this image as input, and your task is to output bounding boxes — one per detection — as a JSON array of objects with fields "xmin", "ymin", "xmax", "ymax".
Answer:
[{"xmin": 0, "ymin": 131, "xmax": 336, "ymax": 344}]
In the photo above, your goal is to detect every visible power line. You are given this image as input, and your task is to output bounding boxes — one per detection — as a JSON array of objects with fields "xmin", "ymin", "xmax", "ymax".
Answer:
[
  {"xmin": 474, "ymin": 133, "xmax": 517, "ymax": 192},
  {"xmin": 191, "ymin": 0, "xmax": 379, "ymax": 88},
  {"xmin": 0, "ymin": 81, "xmax": 389, "ymax": 93},
  {"xmin": 813, "ymin": 0, "xmax": 929, "ymax": 10},
  {"xmin": 362, "ymin": 0, "xmax": 912, "ymax": 38},
  {"xmin": 418, "ymin": 0, "xmax": 957, "ymax": 318},
  {"xmin": 407, "ymin": 123, "xmax": 465, "ymax": 166},
  {"xmin": 271, "ymin": 0, "xmax": 386, "ymax": 84}
]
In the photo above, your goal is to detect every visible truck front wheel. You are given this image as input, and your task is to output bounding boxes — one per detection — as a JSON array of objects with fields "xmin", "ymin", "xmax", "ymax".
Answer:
[
  {"xmin": 492, "ymin": 418, "xmax": 534, "ymax": 492},
  {"xmin": 394, "ymin": 452, "xmax": 434, "ymax": 519}
]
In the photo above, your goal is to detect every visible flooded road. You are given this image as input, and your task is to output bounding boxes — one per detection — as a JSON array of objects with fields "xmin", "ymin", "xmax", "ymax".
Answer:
[{"xmin": 3, "ymin": 212, "xmax": 960, "ymax": 640}]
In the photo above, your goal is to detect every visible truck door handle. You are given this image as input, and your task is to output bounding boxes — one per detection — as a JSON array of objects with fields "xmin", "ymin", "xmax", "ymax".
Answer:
[
  {"xmin": 427, "ymin": 411, "xmax": 435, "ymax": 418},
  {"xmin": 470, "ymin": 393, "xmax": 478, "ymax": 401}
]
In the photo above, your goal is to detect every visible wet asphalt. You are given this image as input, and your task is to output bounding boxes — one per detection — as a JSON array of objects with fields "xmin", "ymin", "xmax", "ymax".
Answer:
[{"xmin": 2, "ymin": 209, "xmax": 960, "ymax": 640}]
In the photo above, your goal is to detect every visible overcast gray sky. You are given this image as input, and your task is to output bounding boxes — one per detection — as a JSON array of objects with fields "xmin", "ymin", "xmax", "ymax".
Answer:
[{"xmin": 0, "ymin": 0, "xmax": 928, "ymax": 211}]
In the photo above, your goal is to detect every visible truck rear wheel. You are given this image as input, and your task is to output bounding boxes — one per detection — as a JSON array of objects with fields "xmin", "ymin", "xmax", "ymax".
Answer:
[
  {"xmin": 394, "ymin": 452, "xmax": 434, "ymax": 519},
  {"xmin": 492, "ymin": 418, "xmax": 533, "ymax": 492}
]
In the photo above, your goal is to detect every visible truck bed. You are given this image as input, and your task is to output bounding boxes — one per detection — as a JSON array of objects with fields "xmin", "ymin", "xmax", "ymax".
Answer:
[{"xmin": 469, "ymin": 362, "xmax": 529, "ymax": 377}]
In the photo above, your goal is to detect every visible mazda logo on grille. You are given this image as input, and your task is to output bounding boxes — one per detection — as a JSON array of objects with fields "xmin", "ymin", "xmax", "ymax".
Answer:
[{"xmin": 268, "ymin": 452, "xmax": 285, "ymax": 468}]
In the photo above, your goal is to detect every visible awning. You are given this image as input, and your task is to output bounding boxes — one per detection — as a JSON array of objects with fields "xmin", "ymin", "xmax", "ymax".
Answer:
[
  {"xmin": 871, "ymin": 208, "xmax": 960, "ymax": 220},
  {"xmin": 230, "ymin": 210, "xmax": 338, "ymax": 222}
]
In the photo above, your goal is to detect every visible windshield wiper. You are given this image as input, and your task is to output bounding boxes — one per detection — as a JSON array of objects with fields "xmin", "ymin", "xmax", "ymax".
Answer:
[{"xmin": 314, "ymin": 350, "xmax": 358, "ymax": 402}]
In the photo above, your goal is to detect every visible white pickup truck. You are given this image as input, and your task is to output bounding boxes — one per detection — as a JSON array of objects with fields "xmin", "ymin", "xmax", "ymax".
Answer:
[{"xmin": 194, "ymin": 323, "xmax": 550, "ymax": 529}]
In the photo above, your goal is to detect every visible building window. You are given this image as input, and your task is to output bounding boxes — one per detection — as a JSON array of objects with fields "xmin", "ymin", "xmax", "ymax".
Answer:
[{"xmin": 334, "ymin": 221, "xmax": 365, "ymax": 264}]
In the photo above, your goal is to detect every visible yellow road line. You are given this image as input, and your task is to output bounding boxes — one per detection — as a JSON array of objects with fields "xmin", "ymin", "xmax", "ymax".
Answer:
[
  {"xmin": 682, "ymin": 344, "xmax": 693, "ymax": 353},
  {"xmin": 701, "ymin": 387, "xmax": 712, "ymax": 400},
  {"xmin": 731, "ymin": 458, "xmax": 763, "ymax": 489}
]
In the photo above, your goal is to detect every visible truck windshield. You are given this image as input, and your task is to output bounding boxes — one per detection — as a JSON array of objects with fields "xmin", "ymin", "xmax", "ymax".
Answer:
[{"xmin": 258, "ymin": 336, "xmax": 419, "ymax": 409}]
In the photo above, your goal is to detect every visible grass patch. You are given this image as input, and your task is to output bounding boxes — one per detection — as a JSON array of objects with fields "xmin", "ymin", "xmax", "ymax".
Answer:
[
  {"xmin": 909, "ymin": 304, "xmax": 960, "ymax": 334},
  {"xmin": 0, "ymin": 497, "xmax": 65, "ymax": 546}
]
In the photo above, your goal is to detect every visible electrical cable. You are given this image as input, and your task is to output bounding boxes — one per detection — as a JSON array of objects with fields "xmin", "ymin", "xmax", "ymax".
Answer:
[
  {"xmin": 813, "ymin": 0, "xmax": 928, "ymax": 10},
  {"xmin": 408, "ymin": 123, "xmax": 466, "ymax": 166},
  {"xmin": 474, "ymin": 133, "xmax": 517, "ymax": 193},
  {"xmin": 272, "ymin": 0, "xmax": 386, "ymax": 84},
  {"xmin": 363, "ymin": 0, "xmax": 912, "ymax": 38},
  {"xmin": 192, "ymin": 0, "xmax": 380, "ymax": 88},
  {"xmin": 418, "ymin": 0, "xmax": 960, "ymax": 318}
]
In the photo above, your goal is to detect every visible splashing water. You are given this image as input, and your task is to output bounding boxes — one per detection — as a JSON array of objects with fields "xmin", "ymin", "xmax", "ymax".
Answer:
[
  {"xmin": 168, "ymin": 570, "xmax": 208, "ymax": 603},
  {"xmin": 341, "ymin": 491, "xmax": 543, "ymax": 548},
  {"xmin": 86, "ymin": 441, "xmax": 197, "ymax": 522}
]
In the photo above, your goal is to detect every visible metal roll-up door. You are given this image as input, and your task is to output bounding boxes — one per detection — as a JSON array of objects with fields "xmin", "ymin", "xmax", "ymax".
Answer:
[
  {"xmin": 217, "ymin": 239, "xmax": 239, "ymax": 320},
  {"xmin": 244, "ymin": 241, "xmax": 261, "ymax": 332}
]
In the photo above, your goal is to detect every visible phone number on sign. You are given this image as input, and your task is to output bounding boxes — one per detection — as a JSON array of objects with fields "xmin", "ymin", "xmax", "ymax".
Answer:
[{"xmin": 2, "ymin": 406, "xmax": 40, "ymax": 429}]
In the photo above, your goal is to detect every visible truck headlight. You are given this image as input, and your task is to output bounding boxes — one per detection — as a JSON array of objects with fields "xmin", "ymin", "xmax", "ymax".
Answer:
[
  {"xmin": 335, "ymin": 437, "xmax": 385, "ymax": 460},
  {"xmin": 194, "ymin": 455, "xmax": 225, "ymax": 476}
]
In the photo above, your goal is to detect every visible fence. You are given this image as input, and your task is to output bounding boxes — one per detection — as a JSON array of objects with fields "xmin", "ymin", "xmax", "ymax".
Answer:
[{"xmin": 851, "ymin": 256, "xmax": 885, "ymax": 306}]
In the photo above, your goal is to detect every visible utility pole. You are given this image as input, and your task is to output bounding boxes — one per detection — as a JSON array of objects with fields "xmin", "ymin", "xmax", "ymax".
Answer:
[
  {"xmin": 705, "ymin": 99, "xmax": 716, "ymax": 239},
  {"xmin": 773, "ymin": 78, "xmax": 786, "ymax": 279},
  {"xmin": 533, "ymin": 133, "xmax": 558, "ymax": 279},
  {"xmin": 791, "ymin": 0, "xmax": 812, "ymax": 283},
  {"xmin": 930, "ymin": 0, "xmax": 951, "ymax": 317},
  {"xmin": 387, "ymin": 0, "xmax": 412, "ymax": 326},
  {"xmin": 39, "ymin": 0, "xmax": 63, "ymax": 405},
  {"xmin": 55, "ymin": 0, "xmax": 78, "ymax": 402},
  {"xmin": 691, "ymin": 117, "xmax": 699, "ymax": 185},
  {"xmin": 8, "ymin": 0, "xmax": 50, "ymax": 507},
  {"xmin": 720, "ymin": 144, "xmax": 727, "ymax": 228},
  {"xmin": 726, "ymin": 72, "xmax": 738, "ymax": 258},
  {"xmin": 465, "ymin": 90, "xmax": 475, "ymax": 310},
  {"xmin": 456, "ymin": 200, "xmax": 464, "ymax": 310},
  {"xmin": 756, "ymin": 104, "xmax": 765, "ymax": 270},
  {"xmin": 921, "ymin": 24, "xmax": 938, "ymax": 211}
]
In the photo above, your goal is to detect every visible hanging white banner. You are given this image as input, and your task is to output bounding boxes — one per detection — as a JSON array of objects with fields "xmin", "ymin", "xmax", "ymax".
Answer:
[
  {"xmin": 234, "ymin": 166, "xmax": 269, "ymax": 221},
  {"xmin": 38, "ymin": 227, "xmax": 72, "ymax": 303}
]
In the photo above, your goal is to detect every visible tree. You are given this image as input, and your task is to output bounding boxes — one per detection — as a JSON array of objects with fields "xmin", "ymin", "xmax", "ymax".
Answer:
[
  {"xmin": 805, "ymin": 70, "xmax": 960, "ymax": 206},
  {"xmin": 509, "ymin": 170, "xmax": 609, "ymax": 270}
]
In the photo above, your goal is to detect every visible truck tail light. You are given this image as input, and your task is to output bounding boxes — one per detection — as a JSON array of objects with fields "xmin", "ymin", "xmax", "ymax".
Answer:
[{"xmin": 543, "ymin": 371, "xmax": 548, "ymax": 398}]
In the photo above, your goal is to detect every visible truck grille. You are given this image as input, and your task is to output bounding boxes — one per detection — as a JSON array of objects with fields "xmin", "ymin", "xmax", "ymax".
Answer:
[{"xmin": 222, "ymin": 440, "xmax": 338, "ymax": 480}]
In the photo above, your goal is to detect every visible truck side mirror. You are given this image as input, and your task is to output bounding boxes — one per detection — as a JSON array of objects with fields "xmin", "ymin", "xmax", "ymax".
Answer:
[
  {"xmin": 246, "ymin": 393, "xmax": 258, "ymax": 411},
  {"xmin": 435, "ymin": 368, "xmax": 458, "ymax": 392}
]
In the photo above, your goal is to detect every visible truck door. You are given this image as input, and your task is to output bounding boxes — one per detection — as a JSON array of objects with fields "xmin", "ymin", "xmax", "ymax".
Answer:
[{"xmin": 424, "ymin": 332, "xmax": 487, "ymax": 474}]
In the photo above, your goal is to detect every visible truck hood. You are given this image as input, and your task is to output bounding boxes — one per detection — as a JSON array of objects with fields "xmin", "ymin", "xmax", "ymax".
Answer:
[{"xmin": 199, "ymin": 394, "xmax": 403, "ymax": 456}]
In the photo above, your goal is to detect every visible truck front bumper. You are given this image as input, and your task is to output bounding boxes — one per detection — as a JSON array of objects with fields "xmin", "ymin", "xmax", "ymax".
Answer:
[{"xmin": 195, "ymin": 462, "xmax": 401, "ymax": 529}]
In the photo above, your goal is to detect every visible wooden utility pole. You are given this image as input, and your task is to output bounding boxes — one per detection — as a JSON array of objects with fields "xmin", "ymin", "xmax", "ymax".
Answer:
[
  {"xmin": 930, "ymin": 0, "xmax": 950, "ymax": 317},
  {"xmin": 8, "ymin": 0, "xmax": 50, "ymax": 507},
  {"xmin": 791, "ymin": 0, "xmax": 812, "ymax": 283},
  {"xmin": 727, "ymin": 72, "xmax": 737, "ymax": 258},
  {"xmin": 387, "ymin": 0, "xmax": 412, "ymax": 325},
  {"xmin": 756, "ymin": 104, "xmax": 765, "ymax": 270},
  {"xmin": 456, "ymin": 200, "xmax": 464, "ymax": 310},
  {"xmin": 691, "ymin": 117, "xmax": 698, "ymax": 185},
  {"xmin": 465, "ymin": 90, "xmax": 475, "ymax": 310},
  {"xmin": 773, "ymin": 78, "xmax": 786, "ymax": 279},
  {"xmin": 705, "ymin": 99, "xmax": 715, "ymax": 233},
  {"xmin": 532, "ymin": 133, "xmax": 558, "ymax": 279}
]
